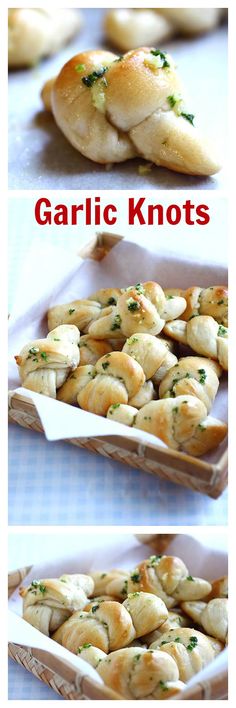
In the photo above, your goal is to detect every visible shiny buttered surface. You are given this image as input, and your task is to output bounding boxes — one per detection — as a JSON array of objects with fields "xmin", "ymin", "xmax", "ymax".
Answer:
[
  {"xmin": 15, "ymin": 280, "xmax": 228, "ymax": 457},
  {"xmin": 20, "ymin": 554, "xmax": 228, "ymax": 699},
  {"xmin": 41, "ymin": 47, "xmax": 221, "ymax": 176}
]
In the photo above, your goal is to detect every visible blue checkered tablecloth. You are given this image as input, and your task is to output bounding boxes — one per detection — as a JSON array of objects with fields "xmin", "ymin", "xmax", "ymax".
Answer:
[{"xmin": 8, "ymin": 657, "xmax": 62, "ymax": 700}]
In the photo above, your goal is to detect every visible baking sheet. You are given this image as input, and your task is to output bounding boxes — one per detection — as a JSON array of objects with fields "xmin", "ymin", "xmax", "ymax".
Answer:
[
  {"xmin": 8, "ymin": 533, "xmax": 228, "ymax": 696},
  {"xmin": 8, "ymin": 237, "xmax": 228, "ymax": 463},
  {"xmin": 8, "ymin": 7, "xmax": 227, "ymax": 190}
]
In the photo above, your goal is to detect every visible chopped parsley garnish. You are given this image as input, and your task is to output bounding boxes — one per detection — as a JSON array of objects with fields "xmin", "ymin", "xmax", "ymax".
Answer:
[
  {"xmin": 121, "ymin": 579, "xmax": 128, "ymax": 595},
  {"xmin": 161, "ymin": 640, "xmax": 168, "ymax": 645},
  {"xmin": 40, "ymin": 352, "xmax": 48, "ymax": 361},
  {"xmin": 149, "ymin": 554, "xmax": 162, "ymax": 564},
  {"xmin": 128, "ymin": 592, "xmax": 140, "ymax": 598},
  {"xmin": 150, "ymin": 49, "xmax": 170, "ymax": 68},
  {"xmin": 198, "ymin": 423, "xmax": 206, "ymax": 431},
  {"xmin": 134, "ymin": 283, "xmax": 145, "ymax": 294},
  {"xmin": 127, "ymin": 337, "xmax": 139, "ymax": 345},
  {"xmin": 111, "ymin": 314, "xmax": 121, "ymax": 331},
  {"xmin": 217, "ymin": 299, "xmax": 224, "ymax": 305},
  {"xmin": 167, "ymin": 95, "xmax": 177, "ymax": 109},
  {"xmin": 181, "ymin": 112, "xmax": 195, "ymax": 125},
  {"xmin": 53, "ymin": 338, "xmax": 60, "ymax": 341},
  {"xmin": 82, "ymin": 66, "xmax": 108, "ymax": 87},
  {"xmin": 107, "ymin": 297, "xmax": 117, "ymax": 306},
  {"xmin": 174, "ymin": 637, "xmax": 181, "ymax": 642},
  {"xmin": 144, "ymin": 415, "xmax": 152, "ymax": 420},
  {"xmin": 91, "ymin": 604, "xmax": 99, "ymax": 613},
  {"xmin": 130, "ymin": 571, "xmax": 141, "ymax": 583},
  {"xmin": 127, "ymin": 297, "xmax": 140, "ymax": 312},
  {"xmin": 77, "ymin": 643, "xmax": 92, "ymax": 652},
  {"xmin": 100, "ymin": 573, "xmax": 107, "ymax": 578},
  {"xmin": 29, "ymin": 580, "xmax": 46, "ymax": 594},
  {"xmin": 173, "ymin": 406, "xmax": 179, "ymax": 413},
  {"xmin": 186, "ymin": 575, "xmax": 194, "ymax": 581},
  {"xmin": 134, "ymin": 654, "xmax": 141, "ymax": 662},
  {"xmin": 159, "ymin": 681, "xmax": 169, "ymax": 691},
  {"xmin": 166, "ymin": 294, "xmax": 174, "ymax": 299},
  {"xmin": 75, "ymin": 64, "xmax": 85, "ymax": 73},
  {"xmin": 198, "ymin": 368, "xmax": 206, "ymax": 384},
  {"xmin": 68, "ymin": 308, "xmax": 75, "ymax": 315},
  {"xmin": 185, "ymin": 372, "xmax": 191, "ymax": 379},
  {"xmin": 111, "ymin": 403, "xmax": 120, "ymax": 409},
  {"xmin": 218, "ymin": 325, "xmax": 227, "ymax": 337},
  {"xmin": 187, "ymin": 636, "xmax": 198, "ymax": 651},
  {"xmin": 102, "ymin": 361, "xmax": 110, "ymax": 370},
  {"xmin": 29, "ymin": 347, "xmax": 39, "ymax": 355}
]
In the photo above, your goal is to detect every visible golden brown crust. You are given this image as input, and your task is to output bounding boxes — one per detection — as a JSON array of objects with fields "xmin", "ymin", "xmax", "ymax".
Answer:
[
  {"xmin": 150, "ymin": 627, "xmax": 217, "ymax": 681},
  {"xmin": 159, "ymin": 356, "xmax": 221, "ymax": 413},
  {"xmin": 164, "ymin": 315, "xmax": 228, "ymax": 370},
  {"xmin": 8, "ymin": 8, "xmax": 83, "ymax": 67},
  {"xmin": 77, "ymin": 351, "xmax": 145, "ymax": 416},
  {"xmin": 127, "ymin": 556, "xmax": 211, "ymax": 608}
]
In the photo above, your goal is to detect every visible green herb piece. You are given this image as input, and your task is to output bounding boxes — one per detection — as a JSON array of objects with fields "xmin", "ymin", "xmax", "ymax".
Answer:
[
  {"xmin": 77, "ymin": 643, "xmax": 92, "ymax": 653},
  {"xmin": 189, "ymin": 313, "xmax": 199, "ymax": 320},
  {"xmin": 181, "ymin": 112, "xmax": 195, "ymax": 125},
  {"xmin": 29, "ymin": 347, "xmax": 39, "ymax": 355},
  {"xmin": 159, "ymin": 680, "xmax": 169, "ymax": 691},
  {"xmin": 150, "ymin": 49, "xmax": 170, "ymax": 68},
  {"xmin": 134, "ymin": 654, "xmax": 141, "ymax": 662},
  {"xmin": 149, "ymin": 555, "xmax": 162, "ymax": 564},
  {"xmin": 166, "ymin": 294, "xmax": 174, "ymax": 299},
  {"xmin": 75, "ymin": 64, "xmax": 85, "ymax": 73},
  {"xmin": 135, "ymin": 283, "xmax": 145, "ymax": 294},
  {"xmin": 91, "ymin": 604, "xmax": 99, "ymax": 613},
  {"xmin": 130, "ymin": 572, "xmax": 141, "ymax": 583},
  {"xmin": 100, "ymin": 573, "xmax": 107, "ymax": 578},
  {"xmin": 127, "ymin": 337, "xmax": 138, "ymax": 344},
  {"xmin": 167, "ymin": 95, "xmax": 176, "ymax": 109},
  {"xmin": 53, "ymin": 338, "xmax": 60, "ymax": 341},
  {"xmin": 144, "ymin": 415, "xmax": 152, "ymax": 420},
  {"xmin": 32, "ymin": 358, "xmax": 38, "ymax": 363},
  {"xmin": 111, "ymin": 403, "xmax": 120, "ymax": 410},
  {"xmin": 107, "ymin": 297, "xmax": 117, "ymax": 305},
  {"xmin": 174, "ymin": 637, "xmax": 181, "ymax": 642},
  {"xmin": 185, "ymin": 372, "xmax": 191, "ymax": 379},
  {"xmin": 161, "ymin": 640, "xmax": 168, "ymax": 645},
  {"xmin": 82, "ymin": 66, "xmax": 108, "ymax": 87},
  {"xmin": 218, "ymin": 325, "xmax": 227, "ymax": 337},
  {"xmin": 40, "ymin": 352, "xmax": 48, "ymax": 361},
  {"xmin": 102, "ymin": 361, "xmax": 110, "ymax": 370},
  {"xmin": 173, "ymin": 406, "xmax": 179, "ymax": 413},
  {"xmin": 121, "ymin": 580, "xmax": 128, "ymax": 595},
  {"xmin": 217, "ymin": 299, "xmax": 224, "ymax": 305},
  {"xmin": 198, "ymin": 423, "xmax": 206, "ymax": 431},
  {"xmin": 198, "ymin": 368, "xmax": 206, "ymax": 384},
  {"xmin": 111, "ymin": 314, "xmax": 121, "ymax": 331},
  {"xmin": 29, "ymin": 580, "xmax": 46, "ymax": 594},
  {"xmin": 186, "ymin": 575, "xmax": 194, "ymax": 581},
  {"xmin": 127, "ymin": 297, "xmax": 140, "ymax": 312},
  {"xmin": 128, "ymin": 592, "xmax": 140, "ymax": 598},
  {"xmin": 187, "ymin": 636, "xmax": 198, "ymax": 651},
  {"xmin": 68, "ymin": 308, "xmax": 75, "ymax": 315}
]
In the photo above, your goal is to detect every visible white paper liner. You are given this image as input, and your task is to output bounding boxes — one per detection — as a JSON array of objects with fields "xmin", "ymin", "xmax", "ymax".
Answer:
[
  {"xmin": 8, "ymin": 238, "xmax": 228, "ymax": 461},
  {"xmin": 8, "ymin": 533, "xmax": 228, "ymax": 697}
]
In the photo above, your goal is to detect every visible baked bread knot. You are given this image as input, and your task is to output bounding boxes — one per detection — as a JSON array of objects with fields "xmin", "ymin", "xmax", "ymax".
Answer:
[
  {"xmin": 52, "ymin": 592, "xmax": 168, "ymax": 653},
  {"xmin": 165, "ymin": 285, "xmax": 228, "ymax": 326},
  {"xmin": 143, "ymin": 609, "xmax": 189, "ymax": 646},
  {"xmin": 159, "ymin": 356, "xmax": 221, "ymax": 413},
  {"xmin": 108, "ymin": 395, "xmax": 227, "ymax": 456},
  {"xmin": 127, "ymin": 555, "xmax": 211, "ymax": 609},
  {"xmin": 122, "ymin": 332, "xmax": 178, "ymax": 384},
  {"xmin": 47, "ymin": 299, "xmax": 104, "ymax": 333},
  {"xmin": 89, "ymin": 569, "xmax": 129, "ymax": 600},
  {"xmin": 97, "ymin": 646, "xmax": 185, "ymax": 699},
  {"xmin": 78, "ymin": 335, "xmax": 112, "ymax": 365},
  {"xmin": 41, "ymin": 48, "xmax": 221, "ymax": 176},
  {"xmin": 181, "ymin": 598, "xmax": 228, "ymax": 643},
  {"xmin": 77, "ymin": 351, "xmax": 145, "ymax": 416},
  {"xmin": 164, "ymin": 316, "xmax": 228, "ymax": 370},
  {"xmin": 104, "ymin": 9, "xmax": 223, "ymax": 53},
  {"xmin": 8, "ymin": 8, "xmax": 83, "ymax": 67},
  {"xmin": 104, "ymin": 9, "xmax": 174, "ymax": 52},
  {"xmin": 15, "ymin": 325, "xmax": 80, "ymax": 398},
  {"xmin": 88, "ymin": 282, "xmax": 186, "ymax": 339},
  {"xmin": 204, "ymin": 576, "xmax": 228, "ymax": 601},
  {"xmin": 20, "ymin": 573, "xmax": 94, "ymax": 636},
  {"xmin": 149, "ymin": 627, "xmax": 222, "ymax": 681}
]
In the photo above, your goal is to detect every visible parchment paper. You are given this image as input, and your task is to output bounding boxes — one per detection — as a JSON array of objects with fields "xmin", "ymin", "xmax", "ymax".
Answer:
[
  {"xmin": 8, "ymin": 237, "xmax": 228, "ymax": 463},
  {"xmin": 8, "ymin": 533, "xmax": 228, "ymax": 696},
  {"xmin": 8, "ymin": 8, "xmax": 227, "ymax": 190}
]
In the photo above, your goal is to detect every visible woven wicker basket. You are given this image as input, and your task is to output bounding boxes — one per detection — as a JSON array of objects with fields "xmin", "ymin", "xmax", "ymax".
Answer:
[
  {"xmin": 8, "ymin": 233, "xmax": 228, "ymax": 499},
  {"xmin": 8, "ymin": 536, "xmax": 228, "ymax": 700}
]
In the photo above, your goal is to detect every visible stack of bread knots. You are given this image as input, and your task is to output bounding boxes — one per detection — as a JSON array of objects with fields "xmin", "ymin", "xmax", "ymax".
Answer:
[
  {"xmin": 104, "ymin": 9, "xmax": 224, "ymax": 52},
  {"xmin": 52, "ymin": 592, "xmax": 169, "ymax": 652},
  {"xmin": 20, "ymin": 573, "xmax": 94, "ymax": 636},
  {"xmin": 20, "ymin": 552, "xmax": 227, "ymax": 700},
  {"xmin": 15, "ymin": 325, "xmax": 80, "ymax": 398},
  {"xmin": 8, "ymin": 8, "xmax": 83, "ymax": 68},
  {"xmin": 15, "ymin": 279, "xmax": 228, "ymax": 456},
  {"xmin": 41, "ymin": 46, "xmax": 221, "ymax": 176}
]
